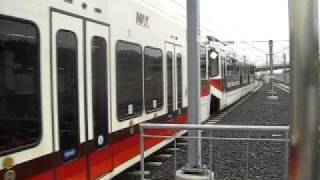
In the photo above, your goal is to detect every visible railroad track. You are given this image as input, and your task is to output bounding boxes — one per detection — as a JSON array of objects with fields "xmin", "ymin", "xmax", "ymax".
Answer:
[
  {"xmin": 115, "ymin": 82, "xmax": 264, "ymax": 180},
  {"xmin": 274, "ymin": 81, "xmax": 290, "ymax": 93},
  {"xmin": 204, "ymin": 81, "xmax": 263, "ymax": 125}
]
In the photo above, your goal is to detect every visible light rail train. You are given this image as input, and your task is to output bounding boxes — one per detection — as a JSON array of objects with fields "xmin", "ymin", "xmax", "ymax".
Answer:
[{"xmin": 0, "ymin": 0, "xmax": 256, "ymax": 179}]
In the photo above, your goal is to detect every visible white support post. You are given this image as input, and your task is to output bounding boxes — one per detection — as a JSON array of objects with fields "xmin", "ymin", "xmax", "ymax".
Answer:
[
  {"xmin": 186, "ymin": 0, "xmax": 201, "ymax": 169},
  {"xmin": 283, "ymin": 53, "xmax": 286, "ymax": 82},
  {"xmin": 289, "ymin": 0, "xmax": 320, "ymax": 179},
  {"xmin": 176, "ymin": 0, "xmax": 214, "ymax": 179}
]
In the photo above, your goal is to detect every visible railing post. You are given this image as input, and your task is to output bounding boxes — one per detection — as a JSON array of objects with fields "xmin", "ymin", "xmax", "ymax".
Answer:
[
  {"xmin": 289, "ymin": 0, "xmax": 320, "ymax": 179},
  {"xmin": 246, "ymin": 138, "xmax": 249, "ymax": 179},
  {"xmin": 140, "ymin": 127, "xmax": 145, "ymax": 180},
  {"xmin": 209, "ymin": 130, "xmax": 213, "ymax": 179},
  {"xmin": 174, "ymin": 137, "xmax": 177, "ymax": 172},
  {"xmin": 285, "ymin": 130, "xmax": 289, "ymax": 180}
]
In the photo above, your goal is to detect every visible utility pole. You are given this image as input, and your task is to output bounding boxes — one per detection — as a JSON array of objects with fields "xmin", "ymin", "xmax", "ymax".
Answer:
[
  {"xmin": 265, "ymin": 53, "xmax": 269, "ymax": 80},
  {"xmin": 269, "ymin": 40, "xmax": 274, "ymax": 79},
  {"xmin": 176, "ymin": 0, "xmax": 214, "ymax": 179},
  {"xmin": 283, "ymin": 53, "xmax": 287, "ymax": 82},
  {"xmin": 289, "ymin": 0, "xmax": 320, "ymax": 179},
  {"xmin": 267, "ymin": 40, "xmax": 277, "ymax": 99}
]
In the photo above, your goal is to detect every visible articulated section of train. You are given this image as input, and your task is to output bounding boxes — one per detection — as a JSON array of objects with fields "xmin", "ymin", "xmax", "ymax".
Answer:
[
  {"xmin": 0, "ymin": 0, "xmax": 256, "ymax": 179},
  {"xmin": 199, "ymin": 40, "xmax": 256, "ymax": 122}
]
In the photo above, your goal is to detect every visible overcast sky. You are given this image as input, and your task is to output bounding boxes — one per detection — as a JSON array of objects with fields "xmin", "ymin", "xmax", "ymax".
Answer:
[
  {"xmin": 200, "ymin": 0, "xmax": 289, "ymax": 41},
  {"xmin": 171, "ymin": 0, "xmax": 290, "ymax": 65},
  {"xmin": 201, "ymin": 0, "xmax": 289, "ymax": 65}
]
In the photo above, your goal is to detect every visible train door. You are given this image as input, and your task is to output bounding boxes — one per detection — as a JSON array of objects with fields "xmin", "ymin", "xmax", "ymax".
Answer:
[
  {"xmin": 165, "ymin": 44, "xmax": 175, "ymax": 114},
  {"xmin": 165, "ymin": 43, "xmax": 183, "ymax": 115},
  {"xmin": 175, "ymin": 46, "xmax": 183, "ymax": 111},
  {"xmin": 85, "ymin": 21, "xmax": 113, "ymax": 179},
  {"xmin": 51, "ymin": 11, "xmax": 88, "ymax": 179}
]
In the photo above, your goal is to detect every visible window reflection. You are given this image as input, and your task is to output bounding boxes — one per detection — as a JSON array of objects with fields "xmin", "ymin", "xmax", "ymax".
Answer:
[
  {"xmin": 144, "ymin": 47, "xmax": 163, "ymax": 112},
  {"xmin": 200, "ymin": 47, "xmax": 207, "ymax": 80},
  {"xmin": 116, "ymin": 41, "xmax": 143, "ymax": 120},
  {"xmin": 209, "ymin": 49, "xmax": 219, "ymax": 78},
  {"xmin": 0, "ymin": 18, "xmax": 41, "ymax": 154},
  {"xmin": 177, "ymin": 53, "xmax": 182, "ymax": 109},
  {"xmin": 57, "ymin": 30, "xmax": 79, "ymax": 162},
  {"xmin": 167, "ymin": 52, "xmax": 173, "ymax": 113},
  {"xmin": 92, "ymin": 36, "xmax": 108, "ymax": 149}
]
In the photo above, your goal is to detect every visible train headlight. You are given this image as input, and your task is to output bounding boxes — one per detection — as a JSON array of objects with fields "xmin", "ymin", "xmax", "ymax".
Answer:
[{"xmin": 210, "ymin": 51, "xmax": 218, "ymax": 59}]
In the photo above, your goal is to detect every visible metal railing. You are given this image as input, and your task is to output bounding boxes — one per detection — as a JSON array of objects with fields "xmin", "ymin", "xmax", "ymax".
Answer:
[{"xmin": 139, "ymin": 123, "xmax": 290, "ymax": 180}]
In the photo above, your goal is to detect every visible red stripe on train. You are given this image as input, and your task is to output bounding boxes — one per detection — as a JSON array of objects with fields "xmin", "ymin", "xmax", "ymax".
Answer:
[
  {"xmin": 26, "ymin": 114, "xmax": 187, "ymax": 180},
  {"xmin": 88, "ymin": 113, "xmax": 187, "ymax": 179},
  {"xmin": 201, "ymin": 81, "xmax": 211, "ymax": 97},
  {"xmin": 89, "ymin": 146, "xmax": 114, "ymax": 179},
  {"xmin": 210, "ymin": 79, "xmax": 223, "ymax": 91},
  {"xmin": 31, "ymin": 170, "xmax": 54, "ymax": 180},
  {"xmin": 56, "ymin": 157, "xmax": 88, "ymax": 180},
  {"xmin": 112, "ymin": 114, "xmax": 187, "ymax": 170}
]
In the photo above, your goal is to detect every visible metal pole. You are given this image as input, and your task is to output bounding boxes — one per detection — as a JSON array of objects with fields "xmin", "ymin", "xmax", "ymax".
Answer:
[
  {"xmin": 289, "ymin": 0, "xmax": 320, "ymax": 179},
  {"xmin": 269, "ymin": 40, "xmax": 274, "ymax": 91},
  {"xmin": 209, "ymin": 130, "xmax": 213, "ymax": 179},
  {"xmin": 283, "ymin": 53, "xmax": 287, "ymax": 82},
  {"xmin": 265, "ymin": 54, "xmax": 269, "ymax": 81},
  {"xmin": 266, "ymin": 53, "xmax": 269, "ymax": 68},
  {"xmin": 269, "ymin": 40, "xmax": 273, "ymax": 77},
  {"xmin": 174, "ymin": 137, "xmax": 177, "ymax": 172},
  {"xmin": 140, "ymin": 127, "xmax": 145, "ymax": 180},
  {"xmin": 246, "ymin": 142, "xmax": 249, "ymax": 180},
  {"xmin": 285, "ymin": 130, "xmax": 289, "ymax": 180},
  {"xmin": 186, "ymin": 0, "xmax": 201, "ymax": 169}
]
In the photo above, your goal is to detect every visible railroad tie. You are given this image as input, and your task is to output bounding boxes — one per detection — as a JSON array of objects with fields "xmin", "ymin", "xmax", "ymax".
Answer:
[
  {"xmin": 145, "ymin": 161, "xmax": 163, "ymax": 167},
  {"xmin": 128, "ymin": 170, "xmax": 150, "ymax": 176}
]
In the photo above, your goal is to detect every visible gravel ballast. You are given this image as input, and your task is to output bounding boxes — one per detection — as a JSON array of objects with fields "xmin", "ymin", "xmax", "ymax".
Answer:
[{"xmin": 114, "ymin": 83, "xmax": 289, "ymax": 180}]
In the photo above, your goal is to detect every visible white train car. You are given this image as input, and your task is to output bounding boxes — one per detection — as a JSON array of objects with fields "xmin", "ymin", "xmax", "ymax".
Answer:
[
  {"xmin": 204, "ymin": 40, "xmax": 257, "ymax": 115},
  {"xmin": 0, "ymin": 0, "xmax": 191, "ymax": 179},
  {"xmin": 0, "ymin": 0, "xmax": 255, "ymax": 179}
]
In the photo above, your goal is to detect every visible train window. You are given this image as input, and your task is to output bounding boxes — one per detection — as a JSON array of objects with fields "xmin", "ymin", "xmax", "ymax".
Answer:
[
  {"xmin": 167, "ymin": 52, "xmax": 173, "ymax": 113},
  {"xmin": 57, "ymin": 30, "xmax": 79, "ymax": 162},
  {"xmin": 233, "ymin": 60, "xmax": 240, "ymax": 76},
  {"xmin": 250, "ymin": 66, "xmax": 255, "ymax": 74},
  {"xmin": 209, "ymin": 50, "xmax": 219, "ymax": 77},
  {"xmin": 242, "ymin": 64, "xmax": 248, "ymax": 84},
  {"xmin": 234, "ymin": 63, "xmax": 239, "ymax": 76},
  {"xmin": 0, "ymin": 18, "xmax": 41, "ymax": 154},
  {"xmin": 116, "ymin": 41, "xmax": 143, "ymax": 121},
  {"xmin": 221, "ymin": 57, "xmax": 226, "ymax": 78},
  {"xmin": 200, "ymin": 47, "xmax": 207, "ymax": 80},
  {"xmin": 232, "ymin": 60, "xmax": 236, "ymax": 75},
  {"xmin": 177, "ymin": 53, "xmax": 182, "ymax": 108},
  {"xmin": 226, "ymin": 59, "xmax": 233, "ymax": 76},
  {"xmin": 92, "ymin": 36, "xmax": 108, "ymax": 149},
  {"xmin": 144, "ymin": 47, "xmax": 163, "ymax": 112}
]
